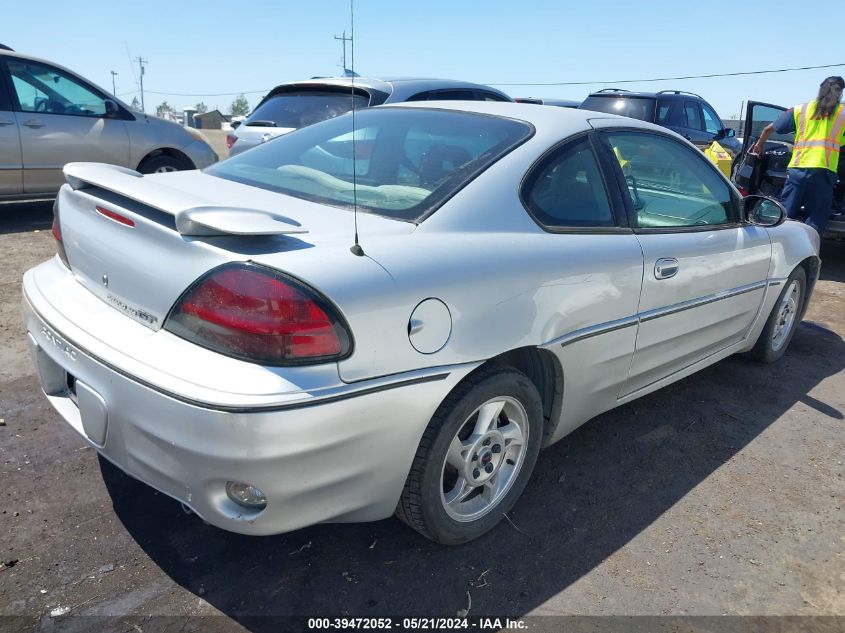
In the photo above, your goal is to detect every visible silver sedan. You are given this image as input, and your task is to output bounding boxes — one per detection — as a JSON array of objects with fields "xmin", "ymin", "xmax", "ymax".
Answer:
[{"xmin": 22, "ymin": 102, "xmax": 819, "ymax": 544}]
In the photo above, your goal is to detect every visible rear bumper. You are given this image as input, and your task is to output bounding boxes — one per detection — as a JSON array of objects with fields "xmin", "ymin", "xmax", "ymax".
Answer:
[{"xmin": 22, "ymin": 258, "xmax": 472, "ymax": 535}]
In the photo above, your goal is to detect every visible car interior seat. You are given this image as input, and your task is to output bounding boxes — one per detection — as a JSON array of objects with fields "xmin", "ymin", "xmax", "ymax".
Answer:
[{"xmin": 418, "ymin": 144, "xmax": 473, "ymax": 188}]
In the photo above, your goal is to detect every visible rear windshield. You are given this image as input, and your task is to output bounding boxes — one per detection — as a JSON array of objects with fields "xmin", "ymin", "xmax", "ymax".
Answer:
[
  {"xmin": 207, "ymin": 107, "xmax": 532, "ymax": 222},
  {"xmin": 245, "ymin": 90, "xmax": 370, "ymax": 129},
  {"xmin": 581, "ymin": 95, "xmax": 656, "ymax": 122}
]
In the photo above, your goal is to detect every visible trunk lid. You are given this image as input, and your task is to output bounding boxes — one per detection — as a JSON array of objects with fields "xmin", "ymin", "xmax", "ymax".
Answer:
[{"xmin": 56, "ymin": 162, "xmax": 409, "ymax": 331}]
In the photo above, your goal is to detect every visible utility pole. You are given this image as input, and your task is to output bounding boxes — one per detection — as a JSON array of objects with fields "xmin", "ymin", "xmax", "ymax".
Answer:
[
  {"xmin": 134, "ymin": 57, "xmax": 147, "ymax": 113},
  {"xmin": 334, "ymin": 31, "xmax": 352, "ymax": 73},
  {"xmin": 110, "ymin": 70, "xmax": 118, "ymax": 96}
]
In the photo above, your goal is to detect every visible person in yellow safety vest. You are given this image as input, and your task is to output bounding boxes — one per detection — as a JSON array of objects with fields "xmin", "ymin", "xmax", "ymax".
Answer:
[{"xmin": 753, "ymin": 76, "xmax": 845, "ymax": 235}]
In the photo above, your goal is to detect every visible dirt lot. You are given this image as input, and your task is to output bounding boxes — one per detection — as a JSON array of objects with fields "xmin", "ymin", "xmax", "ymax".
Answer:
[{"xmin": 0, "ymin": 201, "xmax": 843, "ymax": 632}]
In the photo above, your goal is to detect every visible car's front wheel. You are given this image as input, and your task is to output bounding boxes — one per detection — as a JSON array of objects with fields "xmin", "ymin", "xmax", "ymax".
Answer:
[
  {"xmin": 749, "ymin": 266, "xmax": 807, "ymax": 363},
  {"xmin": 138, "ymin": 153, "xmax": 191, "ymax": 174},
  {"xmin": 396, "ymin": 365, "xmax": 543, "ymax": 544}
]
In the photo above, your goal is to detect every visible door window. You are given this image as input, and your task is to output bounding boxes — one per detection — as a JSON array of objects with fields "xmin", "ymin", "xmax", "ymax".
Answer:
[
  {"xmin": 605, "ymin": 131, "xmax": 737, "ymax": 229},
  {"xmin": 8, "ymin": 59, "xmax": 107, "ymax": 117},
  {"xmin": 683, "ymin": 101, "xmax": 703, "ymax": 130},
  {"xmin": 748, "ymin": 103, "xmax": 794, "ymax": 144},
  {"xmin": 701, "ymin": 103, "xmax": 722, "ymax": 135},
  {"xmin": 522, "ymin": 138, "xmax": 615, "ymax": 228}
]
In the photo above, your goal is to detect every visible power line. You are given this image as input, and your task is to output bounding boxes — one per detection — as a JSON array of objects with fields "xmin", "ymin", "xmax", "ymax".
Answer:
[
  {"xmin": 489, "ymin": 62, "xmax": 845, "ymax": 87},
  {"xmin": 119, "ymin": 88, "xmax": 271, "ymax": 97},
  {"xmin": 111, "ymin": 61, "xmax": 845, "ymax": 100}
]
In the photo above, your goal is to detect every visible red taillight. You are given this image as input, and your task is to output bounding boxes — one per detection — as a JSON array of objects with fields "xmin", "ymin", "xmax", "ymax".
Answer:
[
  {"xmin": 52, "ymin": 199, "xmax": 70, "ymax": 268},
  {"xmin": 96, "ymin": 206, "xmax": 135, "ymax": 227},
  {"xmin": 738, "ymin": 186, "xmax": 749, "ymax": 197},
  {"xmin": 165, "ymin": 264, "xmax": 351, "ymax": 364},
  {"xmin": 226, "ymin": 133, "xmax": 237, "ymax": 149}
]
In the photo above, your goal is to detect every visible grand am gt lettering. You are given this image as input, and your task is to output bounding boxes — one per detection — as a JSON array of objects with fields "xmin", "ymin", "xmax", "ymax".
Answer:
[
  {"xmin": 22, "ymin": 102, "xmax": 819, "ymax": 545},
  {"xmin": 105, "ymin": 293, "xmax": 158, "ymax": 325}
]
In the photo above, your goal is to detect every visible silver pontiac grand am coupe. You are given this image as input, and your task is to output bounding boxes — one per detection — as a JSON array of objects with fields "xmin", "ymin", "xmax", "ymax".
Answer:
[{"xmin": 22, "ymin": 102, "xmax": 819, "ymax": 545}]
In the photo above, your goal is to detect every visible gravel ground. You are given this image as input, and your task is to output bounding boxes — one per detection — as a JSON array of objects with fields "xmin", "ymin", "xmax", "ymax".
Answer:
[{"xmin": 0, "ymin": 200, "xmax": 842, "ymax": 632}]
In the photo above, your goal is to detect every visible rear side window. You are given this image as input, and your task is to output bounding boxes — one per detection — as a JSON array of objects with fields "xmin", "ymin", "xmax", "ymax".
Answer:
[
  {"xmin": 522, "ymin": 137, "xmax": 614, "ymax": 229},
  {"xmin": 407, "ymin": 89, "xmax": 477, "ymax": 102},
  {"xmin": 208, "ymin": 107, "xmax": 533, "ymax": 222},
  {"xmin": 477, "ymin": 90, "xmax": 509, "ymax": 102},
  {"xmin": 580, "ymin": 95, "xmax": 656, "ymax": 122},
  {"xmin": 245, "ymin": 90, "xmax": 369, "ymax": 129},
  {"xmin": 683, "ymin": 101, "xmax": 703, "ymax": 130}
]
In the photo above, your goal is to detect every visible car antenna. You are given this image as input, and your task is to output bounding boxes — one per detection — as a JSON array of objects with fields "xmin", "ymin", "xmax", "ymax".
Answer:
[{"xmin": 348, "ymin": 0, "xmax": 365, "ymax": 257}]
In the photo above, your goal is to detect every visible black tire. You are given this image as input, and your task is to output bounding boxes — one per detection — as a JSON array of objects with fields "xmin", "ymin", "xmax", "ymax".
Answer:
[
  {"xmin": 137, "ymin": 153, "xmax": 191, "ymax": 174},
  {"xmin": 749, "ymin": 266, "xmax": 806, "ymax": 363},
  {"xmin": 396, "ymin": 364, "xmax": 543, "ymax": 545}
]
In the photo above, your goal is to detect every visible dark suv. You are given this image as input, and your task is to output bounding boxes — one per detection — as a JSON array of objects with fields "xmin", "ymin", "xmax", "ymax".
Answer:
[{"xmin": 580, "ymin": 89, "xmax": 740, "ymax": 157}]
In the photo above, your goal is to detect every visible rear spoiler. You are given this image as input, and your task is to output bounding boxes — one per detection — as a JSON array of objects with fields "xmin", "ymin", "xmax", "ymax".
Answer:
[{"xmin": 63, "ymin": 162, "xmax": 308, "ymax": 237}]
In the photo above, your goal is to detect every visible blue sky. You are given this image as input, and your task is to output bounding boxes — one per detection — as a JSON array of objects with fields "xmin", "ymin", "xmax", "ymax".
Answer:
[{"xmin": 4, "ymin": 0, "xmax": 843, "ymax": 118}]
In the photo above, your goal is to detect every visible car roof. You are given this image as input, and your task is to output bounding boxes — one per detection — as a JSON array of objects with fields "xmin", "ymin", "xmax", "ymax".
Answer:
[
  {"xmin": 586, "ymin": 89, "xmax": 704, "ymax": 100},
  {"xmin": 383, "ymin": 100, "xmax": 675, "ymax": 138},
  {"xmin": 263, "ymin": 76, "xmax": 512, "ymax": 102}
]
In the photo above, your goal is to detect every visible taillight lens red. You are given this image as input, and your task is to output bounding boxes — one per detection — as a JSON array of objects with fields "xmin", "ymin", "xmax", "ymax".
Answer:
[
  {"xmin": 165, "ymin": 264, "xmax": 352, "ymax": 365},
  {"xmin": 738, "ymin": 186, "xmax": 749, "ymax": 197},
  {"xmin": 226, "ymin": 133, "xmax": 237, "ymax": 149},
  {"xmin": 52, "ymin": 199, "xmax": 70, "ymax": 268}
]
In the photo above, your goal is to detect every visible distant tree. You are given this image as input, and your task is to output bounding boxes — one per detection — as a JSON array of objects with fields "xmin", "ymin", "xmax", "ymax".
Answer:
[
  {"xmin": 195, "ymin": 101, "xmax": 209, "ymax": 114},
  {"xmin": 155, "ymin": 101, "xmax": 172, "ymax": 118},
  {"xmin": 230, "ymin": 94, "xmax": 250, "ymax": 116},
  {"xmin": 130, "ymin": 96, "xmax": 141, "ymax": 111}
]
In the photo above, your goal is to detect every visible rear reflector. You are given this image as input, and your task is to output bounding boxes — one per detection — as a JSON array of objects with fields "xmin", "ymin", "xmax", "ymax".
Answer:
[
  {"xmin": 165, "ymin": 263, "xmax": 352, "ymax": 365},
  {"xmin": 96, "ymin": 206, "xmax": 135, "ymax": 227}
]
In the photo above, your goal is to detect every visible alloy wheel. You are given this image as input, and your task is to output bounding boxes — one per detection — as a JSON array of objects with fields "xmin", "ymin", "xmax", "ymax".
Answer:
[
  {"xmin": 771, "ymin": 279, "xmax": 800, "ymax": 352},
  {"xmin": 439, "ymin": 396, "xmax": 529, "ymax": 522}
]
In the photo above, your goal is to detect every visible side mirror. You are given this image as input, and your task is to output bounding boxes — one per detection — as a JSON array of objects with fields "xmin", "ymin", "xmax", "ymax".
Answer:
[
  {"xmin": 743, "ymin": 194, "xmax": 786, "ymax": 227},
  {"xmin": 725, "ymin": 128, "xmax": 736, "ymax": 138},
  {"xmin": 103, "ymin": 99, "xmax": 119, "ymax": 117}
]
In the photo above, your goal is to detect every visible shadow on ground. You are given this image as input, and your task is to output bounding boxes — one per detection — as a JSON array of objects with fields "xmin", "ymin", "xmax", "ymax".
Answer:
[
  {"xmin": 98, "ymin": 291, "xmax": 845, "ymax": 630},
  {"xmin": 0, "ymin": 200, "xmax": 53, "ymax": 235}
]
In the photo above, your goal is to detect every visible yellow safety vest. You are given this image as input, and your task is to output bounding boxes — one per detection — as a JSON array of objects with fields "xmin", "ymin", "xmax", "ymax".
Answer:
[{"xmin": 789, "ymin": 100, "xmax": 845, "ymax": 172}]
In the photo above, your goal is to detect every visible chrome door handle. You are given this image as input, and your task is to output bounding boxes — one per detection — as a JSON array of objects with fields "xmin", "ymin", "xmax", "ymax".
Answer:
[
  {"xmin": 23, "ymin": 119, "xmax": 44, "ymax": 128},
  {"xmin": 654, "ymin": 258, "xmax": 679, "ymax": 280},
  {"xmin": 0, "ymin": 118, "xmax": 14, "ymax": 126}
]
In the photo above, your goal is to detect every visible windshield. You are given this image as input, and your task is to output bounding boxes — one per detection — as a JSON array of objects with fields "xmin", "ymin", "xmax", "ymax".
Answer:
[
  {"xmin": 245, "ymin": 90, "xmax": 370, "ymax": 129},
  {"xmin": 208, "ymin": 107, "xmax": 533, "ymax": 222},
  {"xmin": 581, "ymin": 95, "xmax": 656, "ymax": 122}
]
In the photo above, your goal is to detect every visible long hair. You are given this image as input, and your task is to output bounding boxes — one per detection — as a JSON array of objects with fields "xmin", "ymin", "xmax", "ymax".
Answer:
[{"xmin": 813, "ymin": 76, "xmax": 844, "ymax": 119}]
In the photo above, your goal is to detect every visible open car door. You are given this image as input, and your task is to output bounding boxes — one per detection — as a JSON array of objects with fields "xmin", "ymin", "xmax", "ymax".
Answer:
[
  {"xmin": 734, "ymin": 101, "xmax": 845, "ymax": 235},
  {"xmin": 733, "ymin": 101, "xmax": 792, "ymax": 198}
]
